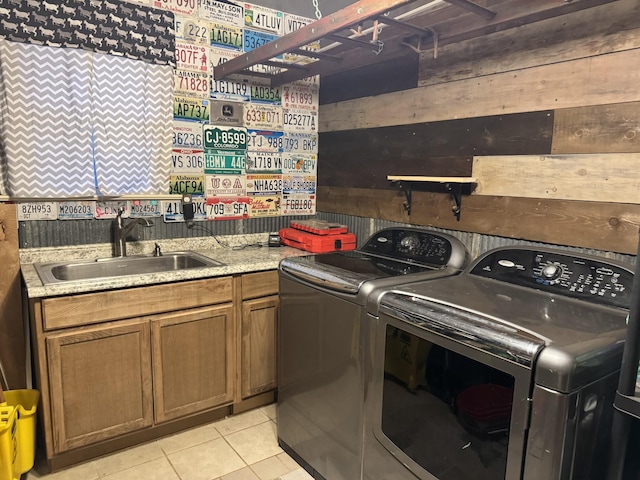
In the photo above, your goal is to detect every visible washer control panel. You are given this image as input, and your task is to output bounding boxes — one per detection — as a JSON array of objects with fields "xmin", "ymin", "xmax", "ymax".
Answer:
[{"xmin": 470, "ymin": 248, "xmax": 634, "ymax": 309}]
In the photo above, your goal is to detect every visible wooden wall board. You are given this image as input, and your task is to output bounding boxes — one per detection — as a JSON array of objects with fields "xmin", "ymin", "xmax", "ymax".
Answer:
[
  {"xmin": 318, "ymin": 110, "xmax": 553, "ymax": 189},
  {"xmin": 419, "ymin": 0, "xmax": 640, "ymax": 87},
  {"xmin": 552, "ymin": 101, "xmax": 640, "ymax": 154},
  {"xmin": 0, "ymin": 204, "xmax": 25, "ymax": 389},
  {"xmin": 317, "ymin": 186, "xmax": 640, "ymax": 254},
  {"xmin": 319, "ymin": 48, "xmax": 640, "ymax": 132},
  {"xmin": 473, "ymin": 154, "xmax": 640, "ymax": 203}
]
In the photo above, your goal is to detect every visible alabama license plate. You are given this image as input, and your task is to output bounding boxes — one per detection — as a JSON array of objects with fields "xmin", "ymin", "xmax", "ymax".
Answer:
[
  {"xmin": 247, "ymin": 129, "xmax": 283, "ymax": 152},
  {"xmin": 174, "ymin": 96, "xmax": 209, "ymax": 122},
  {"xmin": 246, "ymin": 174, "xmax": 283, "ymax": 195},
  {"xmin": 169, "ymin": 174, "xmax": 205, "ymax": 195},
  {"xmin": 173, "ymin": 70, "xmax": 209, "ymax": 98},
  {"xmin": 250, "ymin": 80, "xmax": 281, "ymax": 105},
  {"xmin": 246, "ymin": 150, "xmax": 282, "ymax": 173},
  {"xmin": 283, "ymin": 108, "xmax": 317, "ymax": 132},
  {"xmin": 282, "ymin": 84, "xmax": 318, "ymax": 111},
  {"xmin": 172, "ymin": 149, "xmax": 205, "ymax": 173},
  {"xmin": 207, "ymin": 197, "xmax": 250, "ymax": 220},
  {"xmin": 282, "ymin": 193, "xmax": 315, "ymax": 215},
  {"xmin": 210, "ymin": 22, "xmax": 243, "ymax": 51},
  {"xmin": 199, "ymin": 0, "xmax": 244, "ymax": 27},
  {"xmin": 173, "ymin": 121, "xmax": 203, "ymax": 149},
  {"xmin": 244, "ymin": 29, "xmax": 281, "ymax": 58},
  {"xmin": 282, "ymin": 153, "xmax": 317, "ymax": 174},
  {"xmin": 282, "ymin": 174, "xmax": 316, "ymax": 194},
  {"xmin": 244, "ymin": 104, "xmax": 283, "ymax": 130},
  {"xmin": 175, "ymin": 42, "xmax": 209, "ymax": 73},
  {"xmin": 249, "ymin": 194, "xmax": 281, "ymax": 217},
  {"xmin": 58, "ymin": 201, "xmax": 95, "ymax": 220},
  {"xmin": 283, "ymin": 132, "xmax": 318, "ymax": 153},
  {"xmin": 129, "ymin": 200, "xmax": 162, "ymax": 218},
  {"xmin": 17, "ymin": 202, "xmax": 57, "ymax": 221},
  {"xmin": 206, "ymin": 174, "xmax": 247, "ymax": 197},
  {"xmin": 174, "ymin": 15, "xmax": 209, "ymax": 45}
]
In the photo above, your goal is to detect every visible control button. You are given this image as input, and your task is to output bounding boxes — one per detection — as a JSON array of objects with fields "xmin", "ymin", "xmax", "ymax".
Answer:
[
  {"xmin": 542, "ymin": 264, "xmax": 561, "ymax": 279},
  {"xmin": 498, "ymin": 259, "xmax": 516, "ymax": 268}
]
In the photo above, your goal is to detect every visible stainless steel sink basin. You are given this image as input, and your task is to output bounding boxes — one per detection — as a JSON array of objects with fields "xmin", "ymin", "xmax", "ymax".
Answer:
[{"xmin": 34, "ymin": 251, "xmax": 225, "ymax": 285}]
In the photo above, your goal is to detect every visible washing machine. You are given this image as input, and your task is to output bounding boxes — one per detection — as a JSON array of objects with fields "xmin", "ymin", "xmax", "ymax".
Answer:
[
  {"xmin": 278, "ymin": 227, "xmax": 469, "ymax": 480},
  {"xmin": 363, "ymin": 246, "xmax": 634, "ymax": 480}
]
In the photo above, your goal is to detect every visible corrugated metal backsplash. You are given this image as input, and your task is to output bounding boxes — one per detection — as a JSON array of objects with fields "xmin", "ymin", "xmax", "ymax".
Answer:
[{"xmin": 19, "ymin": 213, "xmax": 635, "ymax": 265}]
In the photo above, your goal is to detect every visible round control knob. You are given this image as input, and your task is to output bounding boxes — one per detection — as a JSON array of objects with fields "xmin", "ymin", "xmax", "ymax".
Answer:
[
  {"xmin": 542, "ymin": 264, "xmax": 561, "ymax": 280},
  {"xmin": 400, "ymin": 235, "xmax": 420, "ymax": 251}
]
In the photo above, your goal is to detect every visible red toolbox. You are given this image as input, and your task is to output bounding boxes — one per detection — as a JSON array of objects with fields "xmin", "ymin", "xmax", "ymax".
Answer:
[
  {"xmin": 279, "ymin": 227, "xmax": 356, "ymax": 253},
  {"xmin": 289, "ymin": 219, "xmax": 348, "ymax": 235}
]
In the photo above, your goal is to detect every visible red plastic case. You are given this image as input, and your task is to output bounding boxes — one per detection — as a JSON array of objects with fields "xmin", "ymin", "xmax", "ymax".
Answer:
[
  {"xmin": 289, "ymin": 220, "xmax": 348, "ymax": 236},
  {"xmin": 279, "ymin": 228, "xmax": 356, "ymax": 253}
]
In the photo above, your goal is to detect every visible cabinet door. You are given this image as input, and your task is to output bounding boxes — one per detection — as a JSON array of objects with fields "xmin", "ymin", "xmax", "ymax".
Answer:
[
  {"xmin": 241, "ymin": 295, "xmax": 279, "ymax": 399},
  {"xmin": 46, "ymin": 320, "xmax": 153, "ymax": 453},
  {"xmin": 152, "ymin": 305, "xmax": 235, "ymax": 423}
]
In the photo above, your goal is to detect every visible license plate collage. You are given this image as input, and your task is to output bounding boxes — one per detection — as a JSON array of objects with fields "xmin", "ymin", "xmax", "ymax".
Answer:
[{"xmin": 18, "ymin": 0, "xmax": 319, "ymax": 223}]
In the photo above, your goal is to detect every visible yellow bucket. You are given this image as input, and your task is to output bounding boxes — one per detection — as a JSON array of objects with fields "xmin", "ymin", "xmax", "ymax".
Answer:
[{"xmin": 0, "ymin": 390, "xmax": 39, "ymax": 480}]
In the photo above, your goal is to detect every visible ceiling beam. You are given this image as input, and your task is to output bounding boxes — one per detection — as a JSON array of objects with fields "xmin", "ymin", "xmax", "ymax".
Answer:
[{"xmin": 442, "ymin": 0, "xmax": 496, "ymax": 20}]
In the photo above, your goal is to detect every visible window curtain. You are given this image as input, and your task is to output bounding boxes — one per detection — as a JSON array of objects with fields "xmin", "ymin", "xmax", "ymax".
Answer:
[
  {"xmin": 0, "ymin": 39, "xmax": 172, "ymax": 198},
  {"xmin": 0, "ymin": 39, "xmax": 95, "ymax": 197}
]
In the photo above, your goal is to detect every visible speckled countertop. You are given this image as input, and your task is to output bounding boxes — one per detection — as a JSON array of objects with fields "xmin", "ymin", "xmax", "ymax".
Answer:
[{"xmin": 20, "ymin": 233, "xmax": 310, "ymax": 298}]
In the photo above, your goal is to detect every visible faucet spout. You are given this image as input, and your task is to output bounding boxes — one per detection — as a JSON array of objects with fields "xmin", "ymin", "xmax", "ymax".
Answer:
[{"xmin": 113, "ymin": 208, "xmax": 154, "ymax": 257}]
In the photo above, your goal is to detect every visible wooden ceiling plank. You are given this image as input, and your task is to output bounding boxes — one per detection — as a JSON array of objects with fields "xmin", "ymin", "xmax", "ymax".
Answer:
[
  {"xmin": 213, "ymin": 0, "xmax": 421, "ymax": 79},
  {"xmin": 443, "ymin": 0, "xmax": 496, "ymax": 19},
  {"xmin": 375, "ymin": 15, "xmax": 435, "ymax": 36}
]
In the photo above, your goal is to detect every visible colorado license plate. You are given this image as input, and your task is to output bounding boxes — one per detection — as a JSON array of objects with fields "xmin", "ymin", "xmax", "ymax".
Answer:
[
  {"xmin": 174, "ymin": 15, "xmax": 209, "ymax": 45},
  {"xmin": 207, "ymin": 197, "xmax": 250, "ymax": 220},
  {"xmin": 175, "ymin": 42, "xmax": 209, "ymax": 73},
  {"xmin": 244, "ymin": 104, "xmax": 283, "ymax": 130},
  {"xmin": 17, "ymin": 202, "xmax": 57, "ymax": 221},
  {"xmin": 204, "ymin": 126, "xmax": 248, "ymax": 150}
]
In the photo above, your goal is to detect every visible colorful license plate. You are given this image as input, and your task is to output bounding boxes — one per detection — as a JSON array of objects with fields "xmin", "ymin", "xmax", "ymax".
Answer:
[
  {"xmin": 199, "ymin": 0, "xmax": 244, "ymax": 27},
  {"xmin": 282, "ymin": 193, "xmax": 316, "ymax": 215},
  {"xmin": 58, "ymin": 201, "xmax": 95, "ymax": 220},
  {"xmin": 210, "ymin": 78, "xmax": 251, "ymax": 102},
  {"xmin": 174, "ymin": 15, "xmax": 209, "ymax": 45},
  {"xmin": 163, "ymin": 197, "xmax": 207, "ymax": 222},
  {"xmin": 283, "ymin": 107, "xmax": 317, "ymax": 132},
  {"xmin": 153, "ymin": 0, "xmax": 197, "ymax": 15},
  {"xmin": 95, "ymin": 201, "xmax": 128, "ymax": 219},
  {"xmin": 282, "ymin": 153, "xmax": 317, "ymax": 174},
  {"xmin": 175, "ymin": 42, "xmax": 209, "ymax": 73},
  {"xmin": 246, "ymin": 150, "xmax": 282, "ymax": 173},
  {"xmin": 282, "ymin": 174, "xmax": 316, "ymax": 194},
  {"xmin": 172, "ymin": 149, "xmax": 205, "ymax": 173},
  {"xmin": 129, "ymin": 200, "xmax": 163, "ymax": 218},
  {"xmin": 244, "ymin": 104, "xmax": 283, "ymax": 130},
  {"xmin": 243, "ymin": 3, "xmax": 283, "ymax": 35},
  {"xmin": 246, "ymin": 174, "xmax": 282, "ymax": 195},
  {"xmin": 204, "ymin": 125, "xmax": 247, "ymax": 150},
  {"xmin": 173, "ymin": 70, "xmax": 209, "ymax": 98},
  {"xmin": 210, "ymin": 23, "xmax": 243, "ymax": 51},
  {"xmin": 283, "ymin": 13, "xmax": 319, "ymax": 65},
  {"xmin": 283, "ymin": 132, "xmax": 317, "ymax": 153},
  {"xmin": 205, "ymin": 150, "xmax": 246, "ymax": 174},
  {"xmin": 173, "ymin": 121, "xmax": 204, "ymax": 149},
  {"xmin": 247, "ymin": 129, "xmax": 283, "ymax": 152},
  {"xmin": 244, "ymin": 29, "xmax": 281, "ymax": 58},
  {"xmin": 169, "ymin": 174, "xmax": 205, "ymax": 195},
  {"xmin": 17, "ymin": 202, "xmax": 57, "ymax": 221},
  {"xmin": 209, "ymin": 46, "xmax": 238, "ymax": 75},
  {"xmin": 207, "ymin": 196, "xmax": 250, "ymax": 220},
  {"xmin": 250, "ymin": 80, "xmax": 281, "ymax": 105},
  {"xmin": 210, "ymin": 100, "xmax": 244, "ymax": 126},
  {"xmin": 206, "ymin": 174, "xmax": 247, "ymax": 197},
  {"xmin": 249, "ymin": 194, "xmax": 280, "ymax": 217},
  {"xmin": 174, "ymin": 96, "xmax": 209, "ymax": 122},
  {"xmin": 282, "ymin": 84, "xmax": 318, "ymax": 111}
]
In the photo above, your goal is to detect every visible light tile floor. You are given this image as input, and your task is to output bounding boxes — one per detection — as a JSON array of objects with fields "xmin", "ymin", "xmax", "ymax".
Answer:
[{"xmin": 26, "ymin": 404, "xmax": 313, "ymax": 480}]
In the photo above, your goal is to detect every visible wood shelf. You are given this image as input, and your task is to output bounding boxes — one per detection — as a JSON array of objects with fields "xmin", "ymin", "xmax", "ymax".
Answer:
[{"xmin": 387, "ymin": 176, "xmax": 476, "ymax": 183}]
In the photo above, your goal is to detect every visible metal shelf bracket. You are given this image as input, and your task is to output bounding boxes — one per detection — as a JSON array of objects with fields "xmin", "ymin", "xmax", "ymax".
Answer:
[{"xmin": 446, "ymin": 182, "xmax": 463, "ymax": 221}]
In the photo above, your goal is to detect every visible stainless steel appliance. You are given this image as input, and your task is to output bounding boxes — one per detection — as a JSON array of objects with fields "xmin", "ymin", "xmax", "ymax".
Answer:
[
  {"xmin": 363, "ymin": 246, "xmax": 634, "ymax": 480},
  {"xmin": 278, "ymin": 227, "xmax": 469, "ymax": 480}
]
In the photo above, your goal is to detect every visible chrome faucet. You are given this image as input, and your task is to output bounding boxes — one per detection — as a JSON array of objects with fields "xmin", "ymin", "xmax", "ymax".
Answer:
[{"xmin": 113, "ymin": 207, "xmax": 153, "ymax": 257}]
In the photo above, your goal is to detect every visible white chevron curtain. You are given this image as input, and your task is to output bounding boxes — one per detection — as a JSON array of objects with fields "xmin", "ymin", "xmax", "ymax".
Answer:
[{"xmin": 0, "ymin": 39, "xmax": 172, "ymax": 198}]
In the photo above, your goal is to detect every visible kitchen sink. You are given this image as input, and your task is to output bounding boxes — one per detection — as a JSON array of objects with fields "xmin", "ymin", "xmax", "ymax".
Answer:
[{"xmin": 34, "ymin": 251, "xmax": 225, "ymax": 285}]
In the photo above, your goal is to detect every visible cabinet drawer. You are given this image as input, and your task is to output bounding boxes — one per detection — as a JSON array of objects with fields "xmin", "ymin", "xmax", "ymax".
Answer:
[
  {"xmin": 241, "ymin": 271, "xmax": 279, "ymax": 300},
  {"xmin": 42, "ymin": 277, "xmax": 233, "ymax": 330}
]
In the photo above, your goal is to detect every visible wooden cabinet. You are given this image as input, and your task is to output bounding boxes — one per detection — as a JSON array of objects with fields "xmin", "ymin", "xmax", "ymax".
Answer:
[
  {"xmin": 238, "ymin": 271, "xmax": 279, "ymax": 400},
  {"xmin": 152, "ymin": 305, "xmax": 235, "ymax": 423},
  {"xmin": 46, "ymin": 320, "xmax": 153, "ymax": 452}
]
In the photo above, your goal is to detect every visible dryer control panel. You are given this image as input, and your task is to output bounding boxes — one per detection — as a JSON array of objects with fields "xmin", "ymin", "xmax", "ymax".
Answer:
[{"xmin": 470, "ymin": 248, "xmax": 634, "ymax": 309}]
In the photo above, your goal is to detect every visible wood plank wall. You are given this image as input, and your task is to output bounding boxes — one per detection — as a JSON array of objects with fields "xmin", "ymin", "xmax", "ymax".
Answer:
[{"xmin": 317, "ymin": 0, "xmax": 640, "ymax": 254}]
